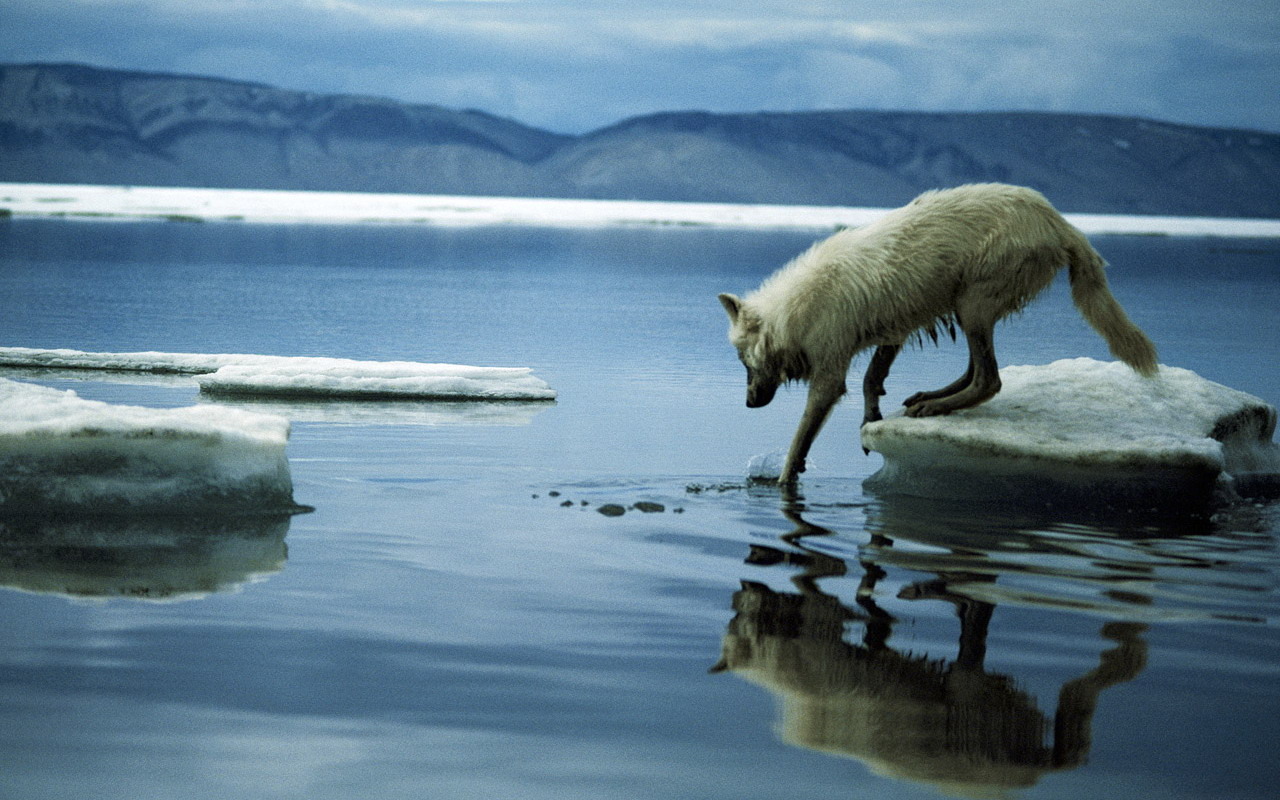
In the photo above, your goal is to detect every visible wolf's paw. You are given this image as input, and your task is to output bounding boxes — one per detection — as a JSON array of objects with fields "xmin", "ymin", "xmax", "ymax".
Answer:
[
  {"xmin": 903, "ymin": 391, "xmax": 933, "ymax": 408},
  {"xmin": 904, "ymin": 400, "xmax": 952, "ymax": 418},
  {"xmin": 778, "ymin": 460, "xmax": 805, "ymax": 485}
]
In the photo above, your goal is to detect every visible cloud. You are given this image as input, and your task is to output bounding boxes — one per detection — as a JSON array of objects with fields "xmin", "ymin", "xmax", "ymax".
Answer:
[{"xmin": 1, "ymin": 0, "xmax": 1277, "ymax": 133}]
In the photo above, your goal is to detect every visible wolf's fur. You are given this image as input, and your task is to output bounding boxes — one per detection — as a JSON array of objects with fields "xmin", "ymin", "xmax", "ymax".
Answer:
[{"xmin": 719, "ymin": 183, "xmax": 1158, "ymax": 485}]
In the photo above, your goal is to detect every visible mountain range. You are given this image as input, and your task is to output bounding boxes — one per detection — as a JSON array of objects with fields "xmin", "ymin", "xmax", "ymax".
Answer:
[{"xmin": 3, "ymin": 62, "xmax": 1278, "ymax": 217}]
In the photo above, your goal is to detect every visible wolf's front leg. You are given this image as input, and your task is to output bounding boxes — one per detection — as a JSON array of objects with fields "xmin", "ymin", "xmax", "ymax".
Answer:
[
  {"xmin": 780, "ymin": 379, "xmax": 845, "ymax": 484},
  {"xmin": 862, "ymin": 344, "xmax": 901, "ymax": 426}
]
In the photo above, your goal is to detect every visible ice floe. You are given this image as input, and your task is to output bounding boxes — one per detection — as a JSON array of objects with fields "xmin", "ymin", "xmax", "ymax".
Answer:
[
  {"xmin": 0, "ymin": 346, "xmax": 254, "ymax": 374},
  {"xmin": 861, "ymin": 358, "xmax": 1279, "ymax": 508},
  {"xmin": 0, "ymin": 347, "xmax": 557, "ymax": 401},
  {"xmin": 4, "ymin": 182, "xmax": 1280, "ymax": 236},
  {"xmin": 746, "ymin": 451, "xmax": 788, "ymax": 482},
  {"xmin": 201, "ymin": 396, "xmax": 551, "ymax": 426},
  {"xmin": 196, "ymin": 359, "xmax": 557, "ymax": 401},
  {"xmin": 0, "ymin": 378, "xmax": 301, "ymax": 515}
]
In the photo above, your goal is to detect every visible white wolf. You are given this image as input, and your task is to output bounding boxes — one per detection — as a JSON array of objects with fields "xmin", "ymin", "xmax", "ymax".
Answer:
[{"xmin": 718, "ymin": 183, "xmax": 1158, "ymax": 485}]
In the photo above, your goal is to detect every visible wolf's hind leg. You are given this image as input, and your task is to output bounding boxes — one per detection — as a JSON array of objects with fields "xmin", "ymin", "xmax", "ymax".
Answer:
[
  {"xmin": 862, "ymin": 344, "xmax": 901, "ymax": 426},
  {"xmin": 903, "ymin": 359, "xmax": 974, "ymax": 409},
  {"xmin": 905, "ymin": 323, "xmax": 1001, "ymax": 417}
]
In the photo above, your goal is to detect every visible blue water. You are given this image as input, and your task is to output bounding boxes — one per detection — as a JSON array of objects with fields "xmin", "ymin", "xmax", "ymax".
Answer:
[{"xmin": 1, "ymin": 219, "xmax": 1278, "ymax": 799}]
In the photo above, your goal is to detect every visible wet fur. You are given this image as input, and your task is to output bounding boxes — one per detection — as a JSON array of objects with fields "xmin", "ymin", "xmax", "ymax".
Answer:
[{"xmin": 720, "ymin": 183, "xmax": 1158, "ymax": 485}]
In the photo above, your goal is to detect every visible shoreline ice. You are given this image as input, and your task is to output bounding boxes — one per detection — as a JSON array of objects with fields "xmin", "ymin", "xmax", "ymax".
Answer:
[
  {"xmin": 0, "ymin": 347, "xmax": 557, "ymax": 402},
  {"xmin": 3, "ymin": 182, "xmax": 1279, "ymax": 236}
]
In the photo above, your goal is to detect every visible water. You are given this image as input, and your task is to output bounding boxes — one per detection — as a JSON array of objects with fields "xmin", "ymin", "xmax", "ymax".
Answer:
[{"xmin": 1, "ymin": 219, "xmax": 1278, "ymax": 799}]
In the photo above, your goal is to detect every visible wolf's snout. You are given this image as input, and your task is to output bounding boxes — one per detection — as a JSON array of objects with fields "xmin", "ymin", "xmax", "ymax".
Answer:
[{"xmin": 746, "ymin": 383, "xmax": 777, "ymax": 408}]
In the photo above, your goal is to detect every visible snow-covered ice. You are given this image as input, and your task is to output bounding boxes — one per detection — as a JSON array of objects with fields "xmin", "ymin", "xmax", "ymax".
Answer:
[
  {"xmin": 4, "ymin": 182, "xmax": 1279, "ymax": 236},
  {"xmin": 0, "ymin": 378, "xmax": 301, "ymax": 515},
  {"xmin": 861, "ymin": 358, "xmax": 1279, "ymax": 507},
  {"xmin": 0, "ymin": 347, "xmax": 557, "ymax": 401},
  {"xmin": 196, "ymin": 359, "xmax": 557, "ymax": 401},
  {"xmin": 201, "ymin": 396, "xmax": 551, "ymax": 426},
  {"xmin": 0, "ymin": 346, "xmax": 265, "ymax": 374}
]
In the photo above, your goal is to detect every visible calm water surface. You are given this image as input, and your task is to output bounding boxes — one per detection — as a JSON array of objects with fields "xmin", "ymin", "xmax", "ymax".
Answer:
[{"xmin": 1, "ymin": 220, "xmax": 1278, "ymax": 799}]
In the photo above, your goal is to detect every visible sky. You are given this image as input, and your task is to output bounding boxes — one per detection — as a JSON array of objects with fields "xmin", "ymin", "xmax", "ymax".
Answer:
[{"xmin": 1, "ymin": 0, "xmax": 1278, "ymax": 135}]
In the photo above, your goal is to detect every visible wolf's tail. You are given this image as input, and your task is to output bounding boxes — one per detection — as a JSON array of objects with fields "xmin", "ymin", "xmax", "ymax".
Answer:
[{"xmin": 1066, "ymin": 240, "xmax": 1159, "ymax": 376}]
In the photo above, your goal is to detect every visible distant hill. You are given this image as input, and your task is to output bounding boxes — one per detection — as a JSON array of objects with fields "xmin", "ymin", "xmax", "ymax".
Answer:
[
  {"xmin": 0, "ymin": 63, "xmax": 572, "ymax": 198},
  {"xmin": 3, "ymin": 62, "xmax": 1279, "ymax": 217}
]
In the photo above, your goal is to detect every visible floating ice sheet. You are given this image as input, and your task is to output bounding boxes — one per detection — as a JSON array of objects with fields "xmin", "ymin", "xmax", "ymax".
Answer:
[
  {"xmin": 0, "ymin": 346, "xmax": 257, "ymax": 373},
  {"xmin": 196, "ymin": 359, "xmax": 557, "ymax": 401},
  {"xmin": 202, "ymin": 395, "xmax": 551, "ymax": 426},
  {"xmin": 0, "ymin": 347, "xmax": 556, "ymax": 401},
  {"xmin": 0, "ymin": 378, "xmax": 301, "ymax": 515},
  {"xmin": 861, "ymin": 358, "xmax": 1279, "ymax": 507}
]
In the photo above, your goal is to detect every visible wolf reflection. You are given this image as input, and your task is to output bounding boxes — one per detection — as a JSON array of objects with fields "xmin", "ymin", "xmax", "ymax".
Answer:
[{"xmin": 711, "ymin": 510, "xmax": 1147, "ymax": 798}]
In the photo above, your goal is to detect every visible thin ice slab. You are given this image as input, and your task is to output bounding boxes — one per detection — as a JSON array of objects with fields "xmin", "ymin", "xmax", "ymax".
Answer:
[
  {"xmin": 0, "ymin": 378, "xmax": 302, "ymax": 515},
  {"xmin": 861, "ymin": 358, "xmax": 1279, "ymax": 508},
  {"xmin": 0, "ymin": 346, "xmax": 255, "ymax": 373},
  {"xmin": 196, "ymin": 358, "xmax": 556, "ymax": 401},
  {"xmin": 0, "ymin": 347, "xmax": 556, "ymax": 401}
]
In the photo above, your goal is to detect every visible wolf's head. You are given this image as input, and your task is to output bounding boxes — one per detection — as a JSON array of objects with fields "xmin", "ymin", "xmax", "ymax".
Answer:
[{"xmin": 719, "ymin": 293, "xmax": 782, "ymax": 408}]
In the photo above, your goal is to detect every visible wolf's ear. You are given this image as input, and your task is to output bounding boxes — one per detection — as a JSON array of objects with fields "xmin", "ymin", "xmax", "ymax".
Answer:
[{"xmin": 718, "ymin": 293, "xmax": 742, "ymax": 322}]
